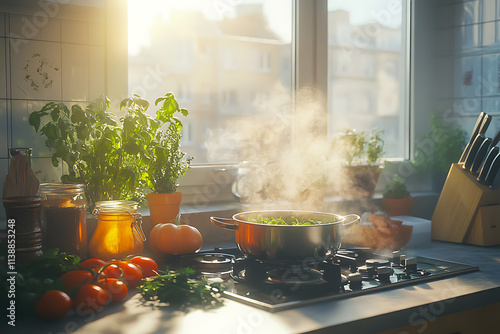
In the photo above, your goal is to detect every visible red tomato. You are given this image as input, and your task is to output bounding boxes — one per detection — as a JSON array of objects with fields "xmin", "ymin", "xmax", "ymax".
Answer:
[
  {"xmin": 80, "ymin": 258, "xmax": 106, "ymax": 269},
  {"xmin": 96, "ymin": 278, "xmax": 128, "ymax": 302},
  {"xmin": 103, "ymin": 261, "xmax": 143, "ymax": 287},
  {"xmin": 129, "ymin": 256, "xmax": 159, "ymax": 278},
  {"xmin": 59, "ymin": 270, "xmax": 94, "ymax": 294},
  {"xmin": 35, "ymin": 290, "xmax": 72, "ymax": 320},
  {"xmin": 73, "ymin": 284, "xmax": 108, "ymax": 313}
]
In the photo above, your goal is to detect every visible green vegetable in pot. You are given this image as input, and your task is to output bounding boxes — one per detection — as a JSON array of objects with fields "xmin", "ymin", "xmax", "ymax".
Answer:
[{"xmin": 248, "ymin": 215, "xmax": 336, "ymax": 225}]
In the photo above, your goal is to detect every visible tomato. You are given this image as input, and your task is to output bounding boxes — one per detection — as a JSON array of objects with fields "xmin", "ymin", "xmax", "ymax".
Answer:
[
  {"xmin": 73, "ymin": 284, "xmax": 108, "ymax": 313},
  {"xmin": 102, "ymin": 261, "xmax": 143, "ymax": 287},
  {"xmin": 129, "ymin": 256, "xmax": 159, "ymax": 277},
  {"xmin": 35, "ymin": 290, "xmax": 72, "ymax": 320},
  {"xmin": 150, "ymin": 223, "xmax": 203, "ymax": 255},
  {"xmin": 59, "ymin": 270, "xmax": 94, "ymax": 294},
  {"xmin": 80, "ymin": 258, "xmax": 106, "ymax": 269},
  {"xmin": 96, "ymin": 278, "xmax": 128, "ymax": 302}
]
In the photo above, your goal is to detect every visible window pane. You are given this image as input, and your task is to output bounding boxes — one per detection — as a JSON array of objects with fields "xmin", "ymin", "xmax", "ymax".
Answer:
[
  {"xmin": 327, "ymin": 0, "xmax": 408, "ymax": 159},
  {"xmin": 128, "ymin": 0, "xmax": 292, "ymax": 163}
]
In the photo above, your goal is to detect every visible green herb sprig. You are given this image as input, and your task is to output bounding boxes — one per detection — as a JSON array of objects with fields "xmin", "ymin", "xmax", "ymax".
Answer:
[{"xmin": 137, "ymin": 267, "xmax": 225, "ymax": 310}]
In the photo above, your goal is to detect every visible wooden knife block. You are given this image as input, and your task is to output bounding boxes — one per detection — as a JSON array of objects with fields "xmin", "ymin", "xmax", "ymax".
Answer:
[{"xmin": 431, "ymin": 163, "xmax": 500, "ymax": 246}]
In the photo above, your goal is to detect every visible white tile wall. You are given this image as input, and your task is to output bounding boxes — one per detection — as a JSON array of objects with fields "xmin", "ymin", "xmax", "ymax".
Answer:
[
  {"xmin": 481, "ymin": 54, "xmax": 500, "ymax": 96},
  {"xmin": 61, "ymin": 19, "xmax": 89, "ymax": 44},
  {"xmin": 89, "ymin": 20, "xmax": 105, "ymax": 46},
  {"xmin": 483, "ymin": 0, "xmax": 497, "ymax": 22},
  {"xmin": 11, "ymin": 100, "xmax": 52, "ymax": 158},
  {"xmin": 0, "ymin": 100, "xmax": 7, "ymax": 159},
  {"xmin": 9, "ymin": 14, "xmax": 61, "ymax": 42},
  {"xmin": 62, "ymin": 43, "xmax": 89, "ymax": 101},
  {"xmin": 453, "ymin": 56, "xmax": 482, "ymax": 98},
  {"xmin": 89, "ymin": 45, "xmax": 105, "ymax": 99},
  {"xmin": 0, "ymin": 38, "xmax": 6, "ymax": 98},
  {"xmin": 31, "ymin": 157, "xmax": 62, "ymax": 183},
  {"xmin": 10, "ymin": 40, "xmax": 62, "ymax": 100},
  {"xmin": 482, "ymin": 22, "xmax": 496, "ymax": 46},
  {"xmin": 482, "ymin": 96, "xmax": 500, "ymax": 113}
]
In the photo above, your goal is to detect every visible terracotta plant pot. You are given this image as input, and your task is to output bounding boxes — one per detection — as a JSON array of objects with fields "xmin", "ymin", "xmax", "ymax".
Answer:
[
  {"xmin": 147, "ymin": 192, "xmax": 182, "ymax": 227},
  {"xmin": 382, "ymin": 196, "xmax": 414, "ymax": 217},
  {"xmin": 340, "ymin": 165, "xmax": 382, "ymax": 199}
]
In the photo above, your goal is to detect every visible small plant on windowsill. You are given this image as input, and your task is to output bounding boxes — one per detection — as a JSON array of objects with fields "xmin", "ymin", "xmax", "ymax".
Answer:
[
  {"xmin": 382, "ymin": 175, "xmax": 414, "ymax": 217},
  {"xmin": 332, "ymin": 128, "xmax": 385, "ymax": 199},
  {"xmin": 120, "ymin": 94, "xmax": 193, "ymax": 227}
]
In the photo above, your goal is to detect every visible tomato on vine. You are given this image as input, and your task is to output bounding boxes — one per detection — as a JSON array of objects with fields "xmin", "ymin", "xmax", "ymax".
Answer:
[{"xmin": 35, "ymin": 290, "xmax": 72, "ymax": 320}]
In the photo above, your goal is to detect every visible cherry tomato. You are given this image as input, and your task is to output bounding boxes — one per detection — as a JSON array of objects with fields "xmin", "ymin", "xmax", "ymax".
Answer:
[
  {"xmin": 80, "ymin": 258, "xmax": 106, "ymax": 269},
  {"xmin": 59, "ymin": 270, "xmax": 94, "ymax": 294},
  {"xmin": 129, "ymin": 256, "xmax": 159, "ymax": 278},
  {"xmin": 103, "ymin": 261, "xmax": 143, "ymax": 287},
  {"xmin": 96, "ymin": 278, "xmax": 128, "ymax": 302},
  {"xmin": 35, "ymin": 290, "xmax": 72, "ymax": 320},
  {"xmin": 73, "ymin": 284, "xmax": 108, "ymax": 313}
]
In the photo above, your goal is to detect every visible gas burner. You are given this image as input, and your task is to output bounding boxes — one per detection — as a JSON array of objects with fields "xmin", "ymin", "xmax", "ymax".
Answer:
[
  {"xmin": 181, "ymin": 252, "xmax": 235, "ymax": 276},
  {"xmin": 266, "ymin": 267, "xmax": 325, "ymax": 286},
  {"xmin": 231, "ymin": 257, "xmax": 344, "ymax": 290}
]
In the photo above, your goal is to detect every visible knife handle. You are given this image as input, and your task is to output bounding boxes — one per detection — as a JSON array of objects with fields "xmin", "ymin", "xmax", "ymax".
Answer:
[
  {"xmin": 470, "ymin": 137, "xmax": 493, "ymax": 174},
  {"xmin": 478, "ymin": 146, "xmax": 500, "ymax": 183},
  {"xmin": 463, "ymin": 134, "xmax": 486, "ymax": 171},
  {"xmin": 485, "ymin": 152, "xmax": 500, "ymax": 187}
]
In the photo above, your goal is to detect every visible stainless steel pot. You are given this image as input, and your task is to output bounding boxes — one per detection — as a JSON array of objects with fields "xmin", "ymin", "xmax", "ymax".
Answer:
[{"xmin": 211, "ymin": 210, "xmax": 359, "ymax": 264}]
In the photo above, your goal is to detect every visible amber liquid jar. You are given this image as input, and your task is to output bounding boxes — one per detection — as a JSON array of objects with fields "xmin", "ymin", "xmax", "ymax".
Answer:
[
  {"xmin": 39, "ymin": 183, "xmax": 87, "ymax": 258},
  {"xmin": 89, "ymin": 200, "xmax": 146, "ymax": 260}
]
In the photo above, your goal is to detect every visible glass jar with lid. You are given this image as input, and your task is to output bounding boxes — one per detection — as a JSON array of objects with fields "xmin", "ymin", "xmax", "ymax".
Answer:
[
  {"xmin": 38, "ymin": 183, "xmax": 87, "ymax": 258},
  {"xmin": 89, "ymin": 200, "xmax": 146, "ymax": 260}
]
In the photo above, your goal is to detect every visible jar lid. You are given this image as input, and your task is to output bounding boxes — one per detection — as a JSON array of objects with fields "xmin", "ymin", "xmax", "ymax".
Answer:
[
  {"xmin": 39, "ymin": 183, "xmax": 85, "ymax": 194},
  {"xmin": 94, "ymin": 200, "xmax": 138, "ymax": 213}
]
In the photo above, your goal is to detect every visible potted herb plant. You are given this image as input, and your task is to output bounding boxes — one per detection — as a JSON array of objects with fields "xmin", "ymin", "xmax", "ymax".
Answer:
[
  {"xmin": 120, "ymin": 94, "xmax": 193, "ymax": 227},
  {"xmin": 382, "ymin": 175, "xmax": 414, "ymax": 216},
  {"xmin": 332, "ymin": 128, "xmax": 385, "ymax": 198},
  {"xmin": 29, "ymin": 92, "xmax": 192, "ymax": 216},
  {"xmin": 412, "ymin": 114, "xmax": 466, "ymax": 191}
]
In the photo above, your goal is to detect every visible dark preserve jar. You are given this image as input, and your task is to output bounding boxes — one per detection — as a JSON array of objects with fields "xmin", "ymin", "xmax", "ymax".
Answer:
[
  {"xmin": 3, "ymin": 196, "xmax": 43, "ymax": 264},
  {"xmin": 39, "ymin": 183, "xmax": 87, "ymax": 258}
]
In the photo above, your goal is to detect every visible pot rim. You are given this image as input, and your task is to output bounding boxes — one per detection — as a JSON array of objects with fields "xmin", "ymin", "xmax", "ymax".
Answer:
[{"xmin": 231, "ymin": 209, "xmax": 347, "ymax": 227}]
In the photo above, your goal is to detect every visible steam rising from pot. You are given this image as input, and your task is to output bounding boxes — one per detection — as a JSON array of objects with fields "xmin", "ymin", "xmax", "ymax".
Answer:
[{"xmin": 205, "ymin": 87, "xmax": 344, "ymax": 210}]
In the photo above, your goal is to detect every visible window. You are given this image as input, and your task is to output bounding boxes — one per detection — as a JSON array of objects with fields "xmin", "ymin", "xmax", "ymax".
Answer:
[
  {"xmin": 127, "ymin": 0, "xmax": 411, "ymax": 204},
  {"xmin": 128, "ymin": 0, "xmax": 292, "ymax": 164},
  {"xmin": 327, "ymin": 0, "xmax": 409, "ymax": 159}
]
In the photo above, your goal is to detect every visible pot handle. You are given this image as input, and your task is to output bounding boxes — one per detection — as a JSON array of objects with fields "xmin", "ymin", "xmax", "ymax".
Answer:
[
  {"xmin": 341, "ymin": 214, "xmax": 360, "ymax": 226},
  {"xmin": 210, "ymin": 217, "xmax": 239, "ymax": 230}
]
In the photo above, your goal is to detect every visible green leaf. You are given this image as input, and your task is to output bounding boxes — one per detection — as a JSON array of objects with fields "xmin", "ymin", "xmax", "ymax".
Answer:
[
  {"xmin": 42, "ymin": 123, "xmax": 59, "ymax": 140},
  {"xmin": 123, "ymin": 141, "xmax": 140, "ymax": 155},
  {"xmin": 51, "ymin": 154, "xmax": 59, "ymax": 167},
  {"xmin": 50, "ymin": 108, "xmax": 60, "ymax": 122},
  {"xmin": 29, "ymin": 112, "xmax": 41, "ymax": 132},
  {"xmin": 180, "ymin": 108, "xmax": 189, "ymax": 117}
]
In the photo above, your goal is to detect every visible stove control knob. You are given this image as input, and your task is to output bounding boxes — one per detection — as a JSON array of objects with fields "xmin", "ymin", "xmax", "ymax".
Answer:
[
  {"xmin": 377, "ymin": 266, "xmax": 394, "ymax": 282},
  {"xmin": 405, "ymin": 257, "xmax": 418, "ymax": 273},
  {"xmin": 392, "ymin": 251, "xmax": 401, "ymax": 265},
  {"xmin": 348, "ymin": 273, "xmax": 362, "ymax": 289}
]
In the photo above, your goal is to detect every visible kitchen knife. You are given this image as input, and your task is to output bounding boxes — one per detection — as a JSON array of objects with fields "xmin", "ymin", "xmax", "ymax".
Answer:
[
  {"xmin": 470, "ymin": 137, "xmax": 493, "ymax": 174},
  {"xmin": 459, "ymin": 112, "xmax": 486, "ymax": 163},
  {"xmin": 478, "ymin": 146, "xmax": 499, "ymax": 184},
  {"xmin": 487, "ymin": 153, "xmax": 500, "ymax": 189},
  {"xmin": 463, "ymin": 133, "xmax": 486, "ymax": 171}
]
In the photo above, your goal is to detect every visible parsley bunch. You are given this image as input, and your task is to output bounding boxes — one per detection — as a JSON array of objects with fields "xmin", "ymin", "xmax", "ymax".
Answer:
[{"xmin": 137, "ymin": 267, "xmax": 225, "ymax": 310}]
